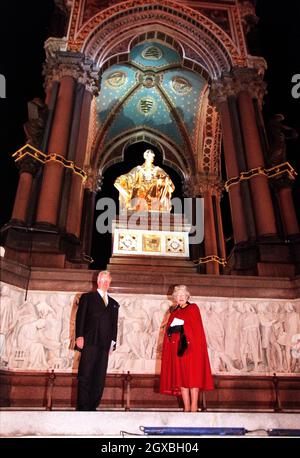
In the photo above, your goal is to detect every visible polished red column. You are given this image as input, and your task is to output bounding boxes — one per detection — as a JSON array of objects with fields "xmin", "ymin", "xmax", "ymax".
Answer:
[
  {"xmin": 203, "ymin": 192, "xmax": 219, "ymax": 274},
  {"xmin": 65, "ymin": 90, "xmax": 93, "ymax": 237},
  {"xmin": 238, "ymin": 91, "xmax": 277, "ymax": 237},
  {"xmin": 45, "ymin": 84, "xmax": 52, "ymax": 106},
  {"xmin": 215, "ymin": 195, "xmax": 226, "ymax": 261},
  {"xmin": 219, "ymin": 100, "xmax": 249, "ymax": 243},
  {"xmin": 11, "ymin": 172, "xmax": 33, "ymax": 222},
  {"xmin": 36, "ymin": 76, "xmax": 76, "ymax": 225},
  {"xmin": 277, "ymin": 186, "xmax": 299, "ymax": 236}
]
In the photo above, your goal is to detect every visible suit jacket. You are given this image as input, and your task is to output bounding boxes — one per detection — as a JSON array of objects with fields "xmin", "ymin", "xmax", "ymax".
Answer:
[{"xmin": 75, "ymin": 291, "xmax": 119, "ymax": 351}]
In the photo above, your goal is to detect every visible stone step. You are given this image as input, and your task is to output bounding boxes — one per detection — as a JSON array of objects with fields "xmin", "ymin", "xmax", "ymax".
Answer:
[
  {"xmin": 109, "ymin": 255, "xmax": 197, "ymax": 267},
  {"xmin": 108, "ymin": 255, "xmax": 198, "ymax": 274},
  {"xmin": 115, "ymin": 213, "xmax": 189, "ymax": 224},
  {"xmin": 108, "ymin": 264, "xmax": 197, "ymax": 273},
  {"xmin": 1, "ymin": 411, "xmax": 299, "ymax": 437},
  {"xmin": 3, "ymin": 259, "xmax": 294, "ymax": 298}
]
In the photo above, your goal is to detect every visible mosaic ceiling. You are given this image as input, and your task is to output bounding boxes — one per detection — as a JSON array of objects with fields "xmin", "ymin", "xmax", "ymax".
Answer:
[{"xmin": 96, "ymin": 42, "xmax": 207, "ymax": 149}]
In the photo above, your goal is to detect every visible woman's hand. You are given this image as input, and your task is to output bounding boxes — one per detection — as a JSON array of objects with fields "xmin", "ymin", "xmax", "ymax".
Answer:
[{"xmin": 76, "ymin": 336, "xmax": 84, "ymax": 349}]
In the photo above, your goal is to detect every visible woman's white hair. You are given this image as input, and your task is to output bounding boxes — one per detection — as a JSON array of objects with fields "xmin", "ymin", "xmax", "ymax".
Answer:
[{"xmin": 172, "ymin": 285, "xmax": 190, "ymax": 300}]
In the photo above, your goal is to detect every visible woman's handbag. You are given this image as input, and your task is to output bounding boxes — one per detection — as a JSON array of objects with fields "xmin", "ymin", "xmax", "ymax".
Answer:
[
  {"xmin": 177, "ymin": 329, "xmax": 188, "ymax": 356},
  {"xmin": 167, "ymin": 323, "xmax": 188, "ymax": 356}
]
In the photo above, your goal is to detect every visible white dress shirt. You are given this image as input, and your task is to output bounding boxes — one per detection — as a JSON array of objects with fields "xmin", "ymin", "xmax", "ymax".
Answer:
[
  {"xmin": 97, "ymin": 289, "xmax": 115, "ymax": 349},
  {"xmin": 97, "ymin": 288, "xmax": 108, "ymax": 305}
]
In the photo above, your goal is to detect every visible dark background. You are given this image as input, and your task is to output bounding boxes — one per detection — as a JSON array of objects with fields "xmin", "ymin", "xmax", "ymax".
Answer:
[{"xmin": 0, "ymin": 1, "xmax": 299, "ymax": 258}]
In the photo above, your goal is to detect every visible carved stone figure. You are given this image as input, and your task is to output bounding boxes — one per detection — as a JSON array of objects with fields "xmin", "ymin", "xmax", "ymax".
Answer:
[
  {"xmin": 267, "ymin": 114, "xmax": 298, "ymax": 166},
  {"xmin": 258, "ymin": 303, "xmax": 283, "ymax": 371},
  {"xmin": 201, "ymin": 302, "xmax": 240, "ymax": 373},
  {"xmin": 283, "ymin": 303, "xmax": 300, "ymax": 372},
  {"xmin": 23, "ymin": 98, "xmax": 48, "ymax": 148},
  {"xmin": 238, "ymin": 303, "xmax": 262, "ymax": 371}
]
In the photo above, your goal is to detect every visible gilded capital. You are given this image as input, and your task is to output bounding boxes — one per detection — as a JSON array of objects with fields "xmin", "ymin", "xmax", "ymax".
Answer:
[
  {"xmin": 209, "ymin": 75, "xmax": 237, "ymax": 106},
  {"xmin": 232, "ymin": 67, "xmax": 267, "ymax": 102},
  {"xmin": 190, "ymin": 174, "xmax": 224, "ymax": 198},
  {"xmin": 269, "ymin": 174, "xmax": 296, "ymax": 191},
  {"xmin": 43, "ymin": 51, "xmax": 100, "ymax": 95},
  {"xmin": 85, "ymin": 167, "xmax": 100, "ymax": 192},
  {"xmin": 210, "ymin": 67, "xmax": 267, "ymax": 108},
  {"xmin": 182, "ymin": 177, "xmax": 197, "ymax": 198},
  {"xmin": 15, "ymin": 155, "xmax": 42, "ymax": 176}
]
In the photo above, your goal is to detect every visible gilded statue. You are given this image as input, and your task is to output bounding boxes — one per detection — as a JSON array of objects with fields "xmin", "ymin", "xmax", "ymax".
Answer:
[{"xmin": 114, "ymin": 149, "xmax": 175, "ymax": 212}]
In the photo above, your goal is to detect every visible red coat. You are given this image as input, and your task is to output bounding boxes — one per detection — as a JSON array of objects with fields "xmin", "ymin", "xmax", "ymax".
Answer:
[{"xmin": 160, "ymin": 303, "xmax": 214, "ymax": 396}]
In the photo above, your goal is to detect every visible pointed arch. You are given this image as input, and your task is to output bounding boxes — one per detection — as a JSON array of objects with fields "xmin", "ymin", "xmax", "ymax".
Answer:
[
  {"xmin": 95, "ymin": 127, "xmax": 194, "ymax": 181},
  {"xmin": 68, "ymin": 0, "xmax": 244, "ymax": 79}
]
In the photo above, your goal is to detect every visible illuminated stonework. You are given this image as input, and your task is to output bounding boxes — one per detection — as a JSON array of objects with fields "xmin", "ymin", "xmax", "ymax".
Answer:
[{"xmin": 1, "ymin": 283, "xmax": 299, "ymax": 376}]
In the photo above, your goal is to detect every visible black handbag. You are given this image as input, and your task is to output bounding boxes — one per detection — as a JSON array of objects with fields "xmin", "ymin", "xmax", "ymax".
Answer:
[
  {"xmin": 167, "ymin": 324, "xmax": 188, "ymax": 356},
  {"xmin": 177, "ymin": 329, "xmax": 188, "ymax": 357}
]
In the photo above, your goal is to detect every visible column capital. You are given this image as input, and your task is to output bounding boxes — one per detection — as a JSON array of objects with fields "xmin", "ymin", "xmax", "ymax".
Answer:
[
  {"xmin": 270, "ymin": 173, "xmax": 296, "ymax": 192},
  {"xmin": 85, "ymin": 167, "xmax": 101, "ymax": 192},
  {"xmin": 209, "ymin": 74, "xmax": 237, "ymax": 106},
  {"xmin": 43, "ymin": 50, "xmax": 100, "ymax": 95},
  {"xmin": 233, "ymin": 67, "xmax": 267, "ymax": 102},
  {"xmin": 188, "ymin": 174, "xmax": 224, "ymax": 198},
  {"xmin": 15, "ymin": 155, "xmax": 42, "ymax": 176},
  {"xmin": 210, "ymin": 67, "xmax": 267, "ymax": 107},
  {"xmin": 182, "ymin": 177, "xmax": 195, "ymax": 198},
  {"xmin": 44, "ymin": 37, "xmax": 68, "ymax": 59}
]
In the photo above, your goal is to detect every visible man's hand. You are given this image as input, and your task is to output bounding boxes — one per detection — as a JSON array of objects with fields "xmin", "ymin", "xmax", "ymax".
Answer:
[
  {"xmin": 109, "ymin": 340, "xmax": 116, "ymax": 355},
  {"xmin": 76, "ymin": 336, "xmax": 84, "ymax": 349}
]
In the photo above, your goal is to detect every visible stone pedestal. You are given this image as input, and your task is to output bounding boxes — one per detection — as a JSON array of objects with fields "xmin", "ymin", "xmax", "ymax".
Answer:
[
  {"xmin": 226, "ymin": 239, "xmax": 296, "ymax": 277},
  {"xmin": 1, "ymin": 225, "xmax": 89, "ymax": 269},
  {"xmin": 112, "ymin": 213, "xmax": 191, "ymax": 258}
]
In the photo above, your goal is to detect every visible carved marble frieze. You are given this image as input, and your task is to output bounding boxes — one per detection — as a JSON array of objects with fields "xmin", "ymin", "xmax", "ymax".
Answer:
[{"xmin": 1, "ymin": 282, "xmax": 299, "ymax": 376}]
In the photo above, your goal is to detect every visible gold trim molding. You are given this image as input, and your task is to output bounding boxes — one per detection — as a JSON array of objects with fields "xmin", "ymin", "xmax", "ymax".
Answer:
[
  {"xmin": 224, "ymin": 162, "xmax": 297, "ymax": 191},
  {"xmin": 194, "ymin": 255, "xmax": 227, "ymax": 266},
  {"xmin": 12, "ymin": 144, "xmax": 87, "ymax": 183}
]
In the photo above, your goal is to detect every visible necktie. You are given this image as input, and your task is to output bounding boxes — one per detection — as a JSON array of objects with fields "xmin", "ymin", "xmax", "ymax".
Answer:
[{"xmin": 103, "ymin": 294, "xmax": 108, "ymax": 306}]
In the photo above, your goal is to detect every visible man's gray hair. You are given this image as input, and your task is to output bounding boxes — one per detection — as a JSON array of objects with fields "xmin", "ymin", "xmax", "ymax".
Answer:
[{"xmin": 97, "ymin": 270, "xmax": 111, "ymax": 279}]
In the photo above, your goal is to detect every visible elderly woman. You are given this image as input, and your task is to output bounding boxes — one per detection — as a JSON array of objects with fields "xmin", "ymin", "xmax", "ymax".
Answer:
[{"xmin": 160, "ymin": 285, "xmax": 214, "ymax": 411}]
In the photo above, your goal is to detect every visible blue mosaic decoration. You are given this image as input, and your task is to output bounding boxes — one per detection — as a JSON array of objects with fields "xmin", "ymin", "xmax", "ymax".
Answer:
[
  {"xmin": 130, "ymin": 42, "xmax": 181, "ymax": 69},
  {"xmin": 105, "ymin": 85, "xmax": 184, "ymax": 147},
  {"xmin": 95, "ymin": 42, "xmax": 207, "ymax": 147}
]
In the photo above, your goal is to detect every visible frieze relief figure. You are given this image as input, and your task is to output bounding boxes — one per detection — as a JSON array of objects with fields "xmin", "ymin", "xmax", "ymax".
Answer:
[
  {"xmin": 107, "ymin": 297, "xmax": 154, "ymax": 372},
  {"xmin": 201, "ymin": 302, "xmax": 241, "ymax": 373},
  {"xmin": 1, "ymin": 288, "xmax": 75, "ymax": 371},
  {"xmin": 283, "ymin": 303, "xmax": 300, "ymax": 372},
  {"xmin": 238, "ymin": 303, "xmax": 262, "ymax": 372},
  {"xmin": 0, "ymin": 285, "xmax": 21, "ymax": 364},
  {"xmin": 148, "ymin": 300, "xmax": 171, "ymax": 360},
  {"xmin": 258, "ymin": 303, "xmax": 284, "ymax": 372}
]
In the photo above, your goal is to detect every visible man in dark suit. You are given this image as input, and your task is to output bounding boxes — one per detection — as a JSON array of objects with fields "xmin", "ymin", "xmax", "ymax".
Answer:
[{"xmin": 75, "ymin": 270, "xmax": 119, "ymax": 411}]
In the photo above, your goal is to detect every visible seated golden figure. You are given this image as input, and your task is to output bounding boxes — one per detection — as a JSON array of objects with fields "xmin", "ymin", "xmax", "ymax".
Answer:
[{"xmin": 114, "ymin": 149, "xmax": 175, "ymax": 212}]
